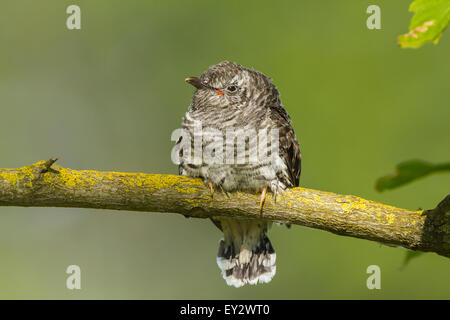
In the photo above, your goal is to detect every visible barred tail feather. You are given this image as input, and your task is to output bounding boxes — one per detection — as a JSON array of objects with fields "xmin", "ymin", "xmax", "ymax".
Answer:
[{"xmin": 216, "ymin": 234, "xmax": 276, "ymax": 288}]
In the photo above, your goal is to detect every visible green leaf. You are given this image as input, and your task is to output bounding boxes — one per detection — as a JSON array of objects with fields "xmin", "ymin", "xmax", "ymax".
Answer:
[
  {"xmin": 398, "ymin": 0, "xmax": 450, "ymax": 48},
  {"xmin": 376, "ymin": 160, "xmax": 450, "ymax": 192},
  {"xmin": 401, "ymin": 250, "xmax": 424, "ymax": 269}
]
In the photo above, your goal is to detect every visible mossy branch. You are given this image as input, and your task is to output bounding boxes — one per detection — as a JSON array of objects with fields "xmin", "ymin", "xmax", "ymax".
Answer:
[{"xmin": 0, "ymin": 159, "xmax": 449, "ymax": 258}]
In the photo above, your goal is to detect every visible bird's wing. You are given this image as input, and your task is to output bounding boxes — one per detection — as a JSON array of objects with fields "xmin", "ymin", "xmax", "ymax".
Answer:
[
  {"xmin": 270, "ymin": 106, "xmax": 302, "ymax": 187},
  {"xmin": 175, "ymin": 135, "xmax": 184, "ymax": 175}
]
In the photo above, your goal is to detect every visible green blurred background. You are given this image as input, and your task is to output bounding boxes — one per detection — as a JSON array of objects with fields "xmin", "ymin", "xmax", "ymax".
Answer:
[{"xmin": 0, "ymin": 0, "xmax": 449, "ymax": 299}]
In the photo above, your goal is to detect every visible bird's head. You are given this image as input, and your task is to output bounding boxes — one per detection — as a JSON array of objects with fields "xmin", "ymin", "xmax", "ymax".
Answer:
[{"xmin": 185, "ymin": 61, "xmax": 280, "ymax": 111}]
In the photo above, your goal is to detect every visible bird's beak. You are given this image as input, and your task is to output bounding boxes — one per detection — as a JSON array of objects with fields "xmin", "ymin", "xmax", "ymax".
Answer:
[{"xmin": 185, "ymin": 77, "xmax": 203, "ymax": 89}]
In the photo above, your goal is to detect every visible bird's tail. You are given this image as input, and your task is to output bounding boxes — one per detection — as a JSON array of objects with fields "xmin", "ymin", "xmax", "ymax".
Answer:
[{"xmin": 216, "ymin": 219, "xmax": 276, "ymax": 288}]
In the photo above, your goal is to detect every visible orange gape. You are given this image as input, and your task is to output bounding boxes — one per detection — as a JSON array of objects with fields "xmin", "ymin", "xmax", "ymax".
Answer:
[{"xmin": 215, "ymin": 89, "xmax": 223, "ymax": 96}]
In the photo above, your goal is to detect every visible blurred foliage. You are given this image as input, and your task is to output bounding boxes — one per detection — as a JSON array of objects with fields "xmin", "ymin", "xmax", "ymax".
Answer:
[
  {"xmin": 0, "ymin": 0, "xmax": 449, "ymax": 299},
  {"xmin": 376, "ymin": 160, "xmax": 450, "ymax": 192},
  {"xmin": 401, "ymin": 250, "xmax": 425, "ymax": 269},
  {"xmin": 398, "ymin": 0, "xmax": 450, "ymax": 48},
  {"xmin": 386, "ymin": 0, "xmax": 449, "ymax": 270}
]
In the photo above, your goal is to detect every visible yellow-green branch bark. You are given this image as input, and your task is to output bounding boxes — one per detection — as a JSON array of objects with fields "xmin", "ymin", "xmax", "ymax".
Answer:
[{"xmin": 0, "ymin": 160, "xmax": 449, "ymax": 258}]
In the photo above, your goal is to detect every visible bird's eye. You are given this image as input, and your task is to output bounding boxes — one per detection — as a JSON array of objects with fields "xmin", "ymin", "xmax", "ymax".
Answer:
[{"xmin": 226, "ymin": 85, "xmax": 237, "ymax": 93}]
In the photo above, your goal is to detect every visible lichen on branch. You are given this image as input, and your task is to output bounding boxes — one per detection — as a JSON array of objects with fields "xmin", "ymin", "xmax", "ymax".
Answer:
[{"xmin": 0, "ymin": 159, "xmax": 449, "ymax": 258}]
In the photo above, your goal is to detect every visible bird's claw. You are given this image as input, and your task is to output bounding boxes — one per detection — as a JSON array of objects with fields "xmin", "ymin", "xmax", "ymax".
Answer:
[
  {"xmin": 259, "ymin": 186, "xmax": 268, "ymax": 214},
  {"xmin": 208, "ymin": 181, "xmax": 215, "ymax": 199}
]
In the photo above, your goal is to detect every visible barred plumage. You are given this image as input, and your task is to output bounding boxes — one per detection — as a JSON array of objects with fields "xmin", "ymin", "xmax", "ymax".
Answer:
[{"xmin": 176, "ymin": 61, "xmax": 301, "ymax": 287}]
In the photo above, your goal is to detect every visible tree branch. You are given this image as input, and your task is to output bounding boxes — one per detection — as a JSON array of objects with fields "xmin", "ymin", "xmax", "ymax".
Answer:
[{"xmin": 1, "ymin": 159, "xmax": 449, "ymax": 258}]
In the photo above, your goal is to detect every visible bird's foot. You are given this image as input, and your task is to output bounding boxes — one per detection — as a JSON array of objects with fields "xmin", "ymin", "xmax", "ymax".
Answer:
[
  {"xmin": 215, "ymin": 185, "xmax": 230, "ymax": 199},
  {"xmin": 208, "ymin": 181, "xmax": 215, "ymax": 199},
  {"xmin": 208, "ymin": 182, "xmax": 230, "ymax": 199},
  {"xmin": 259, "ymin": 186, "xmax": 268, "ymax": 214},
  {"xmin": 270, "ymin": 180, "xmax": 287, "ymax": 205}
]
